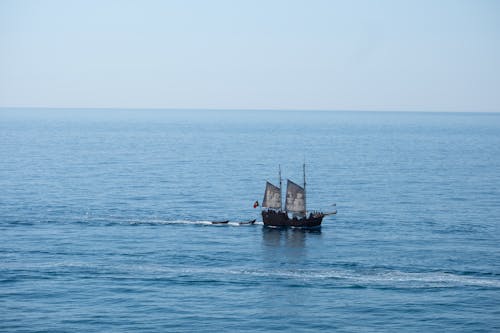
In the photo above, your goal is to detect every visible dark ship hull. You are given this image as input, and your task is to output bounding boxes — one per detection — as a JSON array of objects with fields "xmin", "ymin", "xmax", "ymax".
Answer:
[{"xmin": 262, "ymin": 210, "xmax": 323, "ymax": 228}]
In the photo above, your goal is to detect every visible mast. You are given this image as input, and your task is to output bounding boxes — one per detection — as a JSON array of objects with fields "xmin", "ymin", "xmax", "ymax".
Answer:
[
  {"xmin": 303, "ymin": 163, "xmax": 307, "ymax": 214},
  {"xmin": 279, "ymin": 164, "xmax": 282, "ymax": 211}
]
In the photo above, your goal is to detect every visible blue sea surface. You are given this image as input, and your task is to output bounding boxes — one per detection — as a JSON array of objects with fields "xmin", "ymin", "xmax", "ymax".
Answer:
[{"xmin": 1, "ymin": 109, "xmax": 499, "ymax": 332}]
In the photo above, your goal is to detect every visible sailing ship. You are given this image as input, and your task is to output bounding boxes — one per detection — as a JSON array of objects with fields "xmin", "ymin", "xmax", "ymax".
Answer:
[{"xmin": 261, "ymin": 164, "xmax": 336, "ymax": 228}]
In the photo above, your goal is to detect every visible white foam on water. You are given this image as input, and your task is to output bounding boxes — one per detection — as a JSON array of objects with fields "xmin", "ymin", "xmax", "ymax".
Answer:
[
  {"xmin": 127, "ymin": 219, "xmax": 214, "ymax": 226},
  {"xmin": 5, "ymin": 260, "xmax": 498, "ymax": 288},
  {"xmin": 126, "ymin": 219, "xmax": 262, "ymax": 226},
  {"xmin": 86, "ymin": 262, "xmax": 500, "ymax": 288},
  {"xmin": 170, "ymin": 266, "xmax": 500, "ymax": 288}
]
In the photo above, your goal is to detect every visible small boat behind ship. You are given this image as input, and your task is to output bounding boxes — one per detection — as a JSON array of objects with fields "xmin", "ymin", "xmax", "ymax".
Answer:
[
  {"xmin": 211, "ymin": 219, "xmax": 256, "ymax": 225},
  {"xmin": 239, "ymin": 219, "xmax": 256, "ymax": 225},
  {"xmin": 211, "ymin": 220, "xmax": 229, "ymax": 224},
  {"xmin": 261, "ymin": 164, "xmax": 336, "ymax": 228}
]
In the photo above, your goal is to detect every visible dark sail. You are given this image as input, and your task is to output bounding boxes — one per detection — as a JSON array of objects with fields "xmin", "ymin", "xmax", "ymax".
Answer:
[
  {"xmin": 262, "ymin": 181, "xmax": 281, "ymax": 210},
  {"xmin": 285, "ymin": 179, "xmax": 305, "ymax": 214}
]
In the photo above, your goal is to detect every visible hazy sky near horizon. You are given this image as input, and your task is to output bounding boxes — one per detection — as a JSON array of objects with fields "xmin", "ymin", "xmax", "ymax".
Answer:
[{"xmin": 1, "ymin": 0, "xmax": 499, "ymax": 112}]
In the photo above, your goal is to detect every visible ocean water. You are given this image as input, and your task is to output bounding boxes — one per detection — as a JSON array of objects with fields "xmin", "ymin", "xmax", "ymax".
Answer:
[{"xmin": 1, "ymin": 109, "xmax": 499, "ymax": 332}]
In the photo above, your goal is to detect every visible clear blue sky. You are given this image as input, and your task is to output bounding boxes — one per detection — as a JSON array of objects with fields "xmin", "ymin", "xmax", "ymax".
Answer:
[{"xmin": 1, "ymin": 0, "xmax": 499, "ymax": 111}]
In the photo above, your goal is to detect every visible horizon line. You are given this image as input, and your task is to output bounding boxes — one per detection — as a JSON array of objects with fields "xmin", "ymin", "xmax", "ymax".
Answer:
[{"xmin": 0, "ymin": 106, "xmax": 499, "ymax": 114}]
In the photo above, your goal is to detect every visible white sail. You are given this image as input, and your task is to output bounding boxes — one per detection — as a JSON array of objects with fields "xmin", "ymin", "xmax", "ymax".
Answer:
[
  {"xmin": 285, "ymin": 179, "xmax": 305, "ymax": 213},
  {"xmin": 262, "ymin": 181, "xmax": 281, "ymax": 209}
]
